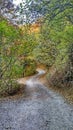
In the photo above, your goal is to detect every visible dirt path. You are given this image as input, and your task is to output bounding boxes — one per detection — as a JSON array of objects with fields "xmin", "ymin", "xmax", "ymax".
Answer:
[{"xmin": 0, "ymin": 69, "xmax": 73, "ymax": 130}]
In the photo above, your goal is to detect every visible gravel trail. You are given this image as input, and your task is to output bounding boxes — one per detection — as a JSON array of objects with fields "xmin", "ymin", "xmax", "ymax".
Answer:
[{"xmin": 0, "ymin": 69, "xmax": 73, "ymax": 130}]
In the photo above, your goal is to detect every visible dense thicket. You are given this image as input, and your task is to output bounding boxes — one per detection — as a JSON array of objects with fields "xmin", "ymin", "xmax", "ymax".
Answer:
[
  {"xmin": 0, "ymin": 17, "xmax": 37, "ymax": 96},
  {"xmin": 27, "ymin": 0, "xmax": 73, "ymax": 86},
  {"xmin": 0, "ymin": 0, "xmax": 73, "ymax": 98}
]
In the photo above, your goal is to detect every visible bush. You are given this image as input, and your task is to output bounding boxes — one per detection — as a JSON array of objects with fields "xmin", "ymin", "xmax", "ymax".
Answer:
[
  {"xmin": 0, "ymin": 79, "xmax": 20, "ymax": 97},
  {"xmin": 22, "ymin": 58, "xmax": 36, "ymax": 76}
]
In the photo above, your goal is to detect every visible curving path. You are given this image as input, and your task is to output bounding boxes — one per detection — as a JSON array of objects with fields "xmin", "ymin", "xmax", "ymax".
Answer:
[{"xmin": 0, "ymin": 69, "xmax": 73, "ymax": 130}]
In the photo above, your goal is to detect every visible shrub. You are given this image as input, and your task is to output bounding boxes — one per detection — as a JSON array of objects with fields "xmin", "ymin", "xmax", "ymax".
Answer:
[
  {"xmin": 22, "ymin": 58, "xmax": 36, "ymax": 76},
  {"xmin": 0, "ymin": 79, "xmax": 20, "ymax": 97}
]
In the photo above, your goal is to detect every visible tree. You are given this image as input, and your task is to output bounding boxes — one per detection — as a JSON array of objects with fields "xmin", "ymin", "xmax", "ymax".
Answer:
[
  {"xmin": 28, "ymin": 0, "xmax": 73, "ymax": 82},
  {"xmin": 0, "ymin": 18, "xmax": 23, "ymax": 96}
]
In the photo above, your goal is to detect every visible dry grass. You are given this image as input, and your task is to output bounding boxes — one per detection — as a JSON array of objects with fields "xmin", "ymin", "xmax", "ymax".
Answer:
[
  {"xmin": 46, "ymin": 69, "xmax": 73, "ymax": 104},
  {"xmin": 47, "ymin": 83, "xmax": 73, "ymax": 104}
]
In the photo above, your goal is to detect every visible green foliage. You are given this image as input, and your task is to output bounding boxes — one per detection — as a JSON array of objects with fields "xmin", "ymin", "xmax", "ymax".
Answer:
[
  {"xmin": 33, "ymin": 40, "xmax": 57, "ymax": 67},
  {"xmin": 31, "ymin": 0, "xmax": 73, "ymax": 84},
  {"xmin": 0, "ymin": 19, "xmax": 21, "ymax": 78},
  {"xmin": 0, "ymin": 79, "xmax": 20, "ymax": 96},
  {"xmin": 0, "ymin": 18, "xmax": 38, "ymax": 96},
  {"xmin": 0, "ymin": 19, "xmax": 23, "ymax": 96},
  {"xmin": 0, "ymin": 0, "xmax": 73, "ymax": 97},
  {"xmin": 22, "ymin": 58, "xmax": 36, "ymax": 76},
  {"xmin": 19, "ymin": 30, "xmax": 38, "ymax": 56}
]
